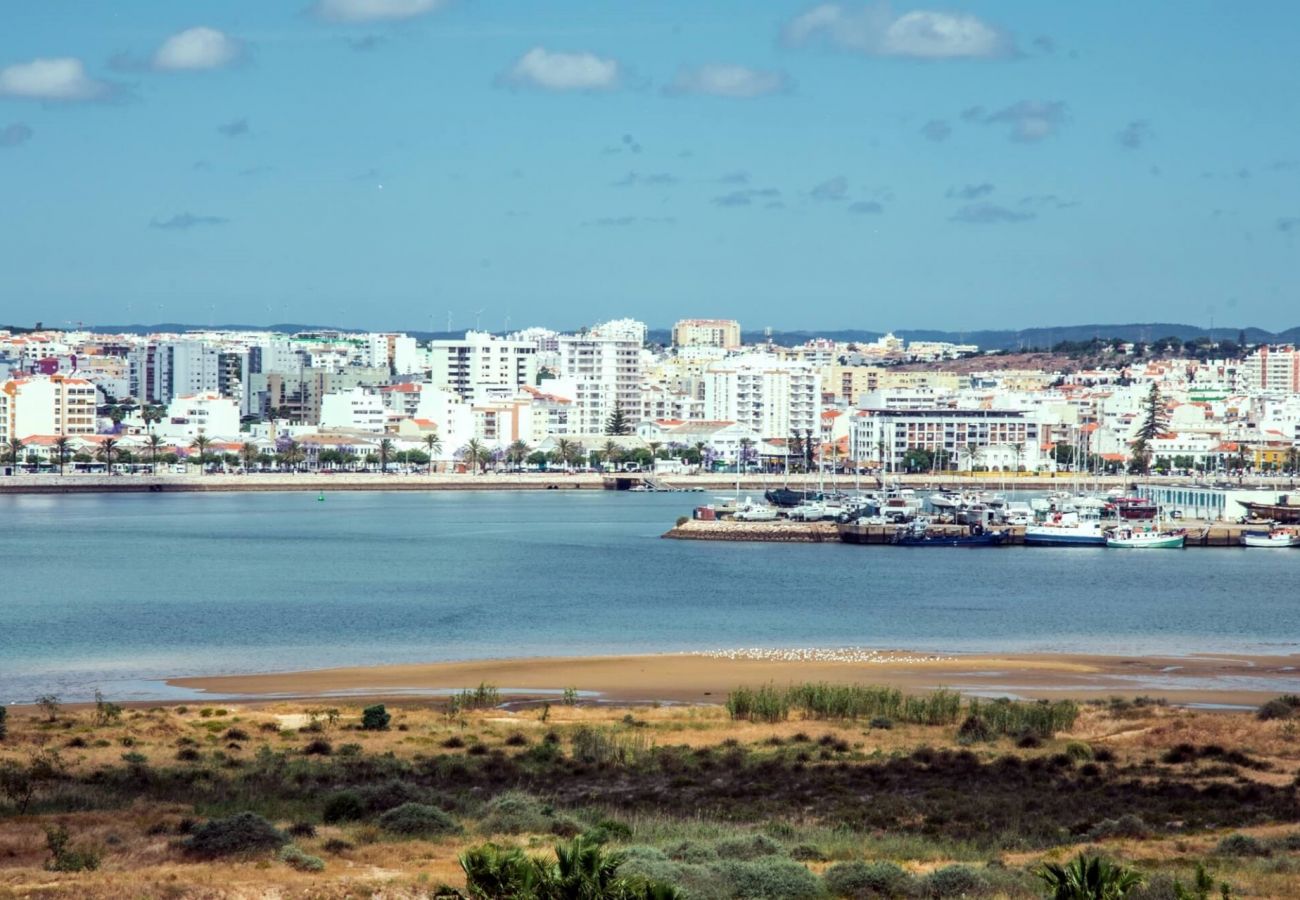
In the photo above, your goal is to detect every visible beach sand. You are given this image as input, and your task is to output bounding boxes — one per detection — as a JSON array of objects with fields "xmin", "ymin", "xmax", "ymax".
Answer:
[{"xmin": 168, "ymin": 649, "xmax": 1300, "ymax": 708}]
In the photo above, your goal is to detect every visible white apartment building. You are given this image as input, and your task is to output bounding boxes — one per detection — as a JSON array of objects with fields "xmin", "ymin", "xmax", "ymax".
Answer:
[
  {"xmin": 556, "ymin": 331, "xmax": 644, "ymax": 433},
  {"xmin": 849, "ymin": 408, "xmax": 1043, "ymax": 471},
  {"xmin": 0, "ymin": 374, "xmax": 98, "ymax": 442},
  {"xmin": 1240, "ymin": 345, "xmax": 1300, "ymax": 394},
  {"xmin": 320, "ymin": 387, "xmax": 389, "ymax": 433},
  {"xmin": 428, "ymin": 331, "xmax": 539, "ymax": 402},
  {"xmin": 701, "ymin": 354, "xmax": 820, "ymax": 439},
  {"xmin": 155, "ymin": 392, "xmax": 241, "ymax": 441},
  {"xmin": 672, "ymin": 319, "xmax": 741, "ymax": 350}
]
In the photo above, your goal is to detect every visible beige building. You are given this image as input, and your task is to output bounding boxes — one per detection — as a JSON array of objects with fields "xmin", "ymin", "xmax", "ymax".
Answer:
[
  {"xmin": 822, "ymin": 365, "xmax": 962, "ymax": 404},
  {"xmin": 0, "ymin": 374, "xmax": 97, "ymax": 442},
  {"xmin": 671, "ymin": 319, "xmax": 741, "ymax": 350}
]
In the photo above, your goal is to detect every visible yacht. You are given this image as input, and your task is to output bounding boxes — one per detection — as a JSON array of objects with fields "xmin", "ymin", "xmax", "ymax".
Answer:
[
  {"xmin": 1024, "ymin": 513, "xmax": 1108, "ymax": 546},
  {"xmin": 1241, "ymin": 528, "xmax": 1300, "ymax": 548}
]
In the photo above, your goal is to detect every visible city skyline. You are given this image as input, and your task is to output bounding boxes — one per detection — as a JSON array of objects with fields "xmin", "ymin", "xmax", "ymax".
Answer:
[{"xmin": 2, "ymin": 1, "xmax": 1298, "ymax": 330}]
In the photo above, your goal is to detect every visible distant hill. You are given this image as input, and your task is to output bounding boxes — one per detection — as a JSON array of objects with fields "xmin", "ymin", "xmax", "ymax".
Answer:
[{"xmin": 40, "ymin": 321, "xmax": 1300, "ymax": 352}]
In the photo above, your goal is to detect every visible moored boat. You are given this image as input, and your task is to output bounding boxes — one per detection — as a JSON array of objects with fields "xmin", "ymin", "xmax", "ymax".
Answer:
[
  {"xmin": 1106, "ymin": 526, "xmax": 1185, "ymax": 549},
  {"xmin": 891, "ymin": 522, "xmax": 1007, "ymax": 547},
  {"xmin": 1024, "ymin": 514, "xmax": 1108, "ymax": 546},
  {"xmin": 1241, "ymin": 528, "xmax": 1300, "ymax": 548}
]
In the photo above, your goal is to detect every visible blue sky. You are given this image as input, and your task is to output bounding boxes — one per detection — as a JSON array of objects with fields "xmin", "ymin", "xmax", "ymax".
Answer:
[{"xmin": 0, "ymin": 0, "xmax": 1297, "ymax": 333}]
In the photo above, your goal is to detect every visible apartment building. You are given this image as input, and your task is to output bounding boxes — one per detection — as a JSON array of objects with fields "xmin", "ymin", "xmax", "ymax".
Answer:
[{"xmin": 0, "ymin": 374, "xmax": 98, "ymax": 442}]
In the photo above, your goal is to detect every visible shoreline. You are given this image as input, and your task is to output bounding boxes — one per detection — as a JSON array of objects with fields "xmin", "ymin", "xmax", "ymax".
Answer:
[{"xmin": 164, "ymin": 649, "xmax": 1300, "ymax": 708}]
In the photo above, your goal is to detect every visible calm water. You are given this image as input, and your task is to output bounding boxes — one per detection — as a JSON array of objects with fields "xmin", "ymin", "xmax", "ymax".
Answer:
[{"xmin": 1, "ymin": 490, "xmax": 1297, "ymax": 702}]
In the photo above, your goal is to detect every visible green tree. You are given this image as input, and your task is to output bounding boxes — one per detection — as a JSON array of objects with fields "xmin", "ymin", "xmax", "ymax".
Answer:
[
  {"xmin": 190, "ymin": 435, "xmax": 212, "ymax": 474},
  {"xmin": 461, "ymin": 438, "xmax": 488, "ymax": 474},
  {"xmin": 1011, "ymin": 441, "xmax": 1025, "ymax": 473},
  {"xmin": 4, "ymin": 437, "xmax": 24, "ymax": 473},
  {"xmin": 53, "ymin": 436, "xmax": 71, "ymax": 476},
  {"xmin": 240, "ymin": 441, "xmax": 259, "ymax": 472},
  {"xmin": 423, "ymin": 433, "xmax": 443, "ymax": 474},
  {"xmin": 601, "ymin": 439, "xmax": 622, "ymax": 470},
  {"xmin": 605, "ymin": 406, "xmax": 630, "ymax": 435},
  {"xmin": 279, "ymin": 439, "xmax": 305, "ymax": 472},
  {"xmin": 377, "ymin": 438, "xmax": 395, "ymax": 472},
  {"xmin": 1037, "ymin": 853, "xmax": 1143, "ymax": 899},
  {"xmin": 95, "ymin": 438, "xmax": 118, "ymax": 471},
  {"xmin": 505, "ymin": 439, "xmax": 531, "ymax": 468}
]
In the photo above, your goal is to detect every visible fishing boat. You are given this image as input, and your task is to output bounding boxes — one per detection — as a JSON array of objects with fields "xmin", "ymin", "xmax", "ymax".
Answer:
[
  {"xmin": 1107, "ymin": 496, "xmax": 1158, "ymax": 520},
  {"xmin": 1024, "ymin": 513, "xmax": 1108, "ymax": 546},
  {"xmin": 1241, "ymin": 528, "xmax": 1300, "ymax": 548},
  {"xmin": 1106, "ymin": 525, "xmax": 1186, "ymax": 549},
  {"xmin": 891, "ymin": 521, "xmax": 1007, "ymax": 547},
  {"xmin": 1240, "ymin": 496, "xmax": 1300, "ymax": 524}
]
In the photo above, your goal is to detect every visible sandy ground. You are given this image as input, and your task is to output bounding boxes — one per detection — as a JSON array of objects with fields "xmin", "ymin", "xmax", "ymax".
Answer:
[{"xmin": 167, "ymin": 650, "xmax": 1300, "ymax": 708}]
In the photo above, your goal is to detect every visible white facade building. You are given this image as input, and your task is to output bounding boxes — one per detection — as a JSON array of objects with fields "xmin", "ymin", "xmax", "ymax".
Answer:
[
  {"xmin": 556, "ymin": 331, "xmax": 644, "ymax": 433},
  {"xmin": 702, "ymin": 354, "xmax": 820, "ymax": 439},
  {"xmin": 0, "ymin": 374, "xmax": 98, "ymax": 442},
  {"xmin": 320, "ymin": 387, "xmax": 389, "ymax": 433},
  {"xmin": 428, "ymin": 331, "xmax": 539, "ymax": 402},
  {"xmin": 155, "ymin": 392, "xmax": 241, "ymax": 441}
]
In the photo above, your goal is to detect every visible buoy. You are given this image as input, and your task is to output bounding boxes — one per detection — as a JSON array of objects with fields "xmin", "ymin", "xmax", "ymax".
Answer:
[{"xmin": 317, "ymin": 492, "xmax": 325, "ymax": 502}]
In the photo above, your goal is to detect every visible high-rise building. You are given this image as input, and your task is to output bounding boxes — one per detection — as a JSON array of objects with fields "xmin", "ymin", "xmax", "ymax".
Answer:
[
  {"xmin": 428, "ymin": 331, "xmax": 538, "ymax": 402},
  {"xmin": 557, "ymin": 328, "xmax": 644, "ymax": 433},
  {"xmin": 0, "ymin": 374, "xmax": 98, "ymax": 441},
  {"xmin": 1241, "ymin": 345, "xmax": 1300, "ymax": 394},
  {"xmin": 672, "ymin": 319, "xmax": 741, "ymax": 350},
  {"xmin": 702, "ymin": 354, "xmax": 820, "ymax": 439}
]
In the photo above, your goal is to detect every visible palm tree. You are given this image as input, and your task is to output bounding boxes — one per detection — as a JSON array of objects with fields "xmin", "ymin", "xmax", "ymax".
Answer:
[
  {"xmin": 53, "ymin": 436, "xmax": 71, "ymax": 476},
  {"xmin": 737, "ymin": 437, "xmax": 755, "ymax": 473},
  {"xmin": 506, "ymin": 439, "xmax": 531, "ymax": 468},
  {"xmin": 462, "ymin": 438, "xmax": 487, "ymax": 474},
  {"xmin": 422, "ymin": 433, "xmax": 442, "ymax": 474},
  {"xmin": 963, "ymin": 442, "xmax": 982, "ymax": 473},
  {"xmin": 647, "ymin": 440, "xmax": 662, "ymax": 460},
  {"xmin": 146, "ymin": 434, "xmax": 164, "ymax": 474},
  {"xmin": 554, "ymin": 438, "xmax": 575, "ymax": 472},
  {"xmin": 1011, "ymin": 442, "xmax": 1025, "ymax": 474},
  {"xmin": 279, "ymin": 439, "xmax": 304, "ymax": 472},
  {"xmin": 190, "ymin": 435, "xmax": 212, "ymax": 474},
  {"xmin": 377, "ymin": 437, "xmax": 394, "ymax": 473},
  {"xmin": 1037, "ymin": 853, "xmax": 1143, "ymax": 899},
  {"xmin": 96, "ymin": 438, "xmax": 118, "ymax": 472},
  {"xmin": 692, "ymin": 440, "xmax": 707, "ymax": 472},
  {"xmin": 602, "ymin": 439, "xmax": 622, "ymax": 471},
  {"xmin": 240, "ymin": 441, "xmax": 259, "ymax": 472},
  {"xmin": 3, "ymin": 437, "xmax": 23, "ymax": 473}
]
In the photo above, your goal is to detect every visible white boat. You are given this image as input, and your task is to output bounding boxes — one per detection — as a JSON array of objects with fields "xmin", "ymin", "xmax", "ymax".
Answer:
[
  {"xmin": 1106, "ymin": 526, "xmax": 1186, "ymax": 549},
  {"xmin": 787, "ymin": 502, "xmax": 831, "ymax": 521},
  {"xmin": 928, "ymin": 491, "xmax": 963, "ymax": 511},
  {"xmin": 1241, "ymin": 528, "xmax": 1300, "ymax": 548},
  {"xmin": 733, "ymin": 501, "xmax": 779, "ymax": 522},
  {"xmin": 1025, "ymin": 514, "xmax": 1109, "ymax": 546}
]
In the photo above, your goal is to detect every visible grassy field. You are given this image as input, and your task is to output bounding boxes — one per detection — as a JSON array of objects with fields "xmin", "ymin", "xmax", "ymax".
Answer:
[{"xmin": 3, "ymin": 690, "xmax": 1300, "ymax": 898}]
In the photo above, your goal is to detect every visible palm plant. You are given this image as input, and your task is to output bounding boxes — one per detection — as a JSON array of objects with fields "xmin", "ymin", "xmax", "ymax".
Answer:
[
  {"xmin": 963, "ymin": 442, "xmax": 982, "ymax": 472},
  {"xmin": 96, "ymin": 438, "xmax": 118, "ymax": 471},
  {"xmin": 147, "ymin": 433, "xmax": 164, "ymax": 474},
  {"xmin": 240, "ymin": 441, "xmax": 259, "ymax": 472},
  {"xmin": 53, "ymin": 437, "xmax": 71, "ymax": 475},
  {"xmin": 602, "ymin": 439, "xmax": 622, "ymax": 471},
  {"xmin": 461, "ymin": 438, "xmax": 487, "ymax": 474},
  {"xmin": 506, "ymin": 439, "xmax": 531, "ymax": 468},
  {"xmin": 3, "ymin": 437, "xmax": 23, "ymax": 473},
  {"xmin": 378, "ymin": 438, "xmax": 395, "ymax": 473},
  {"xmin": 1038, "ymin": 853, "xmax": 1143, "ymax": 900},
  {"xmin": 423, "ymin": 433, "xmax": 443, "ymax": 474},
  {"xmin": 190, "ymin": 435, "xmax": 212, "ymax": 474},
  {"xmin": 647, "ymin": 440, "xmax": 662, "ymax": 460},
  {"xmin": 279, "ymin": 439, "xmax": 304, "ymax": 472}
]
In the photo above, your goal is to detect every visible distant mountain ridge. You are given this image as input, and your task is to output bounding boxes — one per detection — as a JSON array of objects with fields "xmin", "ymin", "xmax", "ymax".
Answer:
[{"xmin": 19, "ymin": 321, "xmax": 1300, "ymax": 352}]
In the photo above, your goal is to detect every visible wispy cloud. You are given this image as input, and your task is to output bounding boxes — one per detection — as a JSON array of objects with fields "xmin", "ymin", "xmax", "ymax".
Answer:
[
  {"xmin": 612, "ymin": 172, "xmax": 678, "ymax": 187},
  {"xmin": 782, "ymin": 3, "xmax": 1018, "ymax": 60},
  {"xmin": 1020, "ymin": 194, "xmax": 1077, "ymax": 210},
  {"xmin": 217, "ymin": 117, "xmax": 249, "ymax": 138},
  {"xmin": 498, "ymin": 47, "xmax": 620, "ymax": 92},
  {"xmin": 664, "ymin": 64, "xmax": 789, "ymax": 98},
  {"xmin": 153, "ymin": 27, "xmax": 243, "ymax": 71},
  {"xmin": 919, "ymin": 119, "xmax": 951, "ymax": 142},
  {"xmin": 602, "ymin": 133, "xmax": 642, "ymax": 155},
  {"xmin": 0, "ymin": 57, "xmax": 114, "ymax": 102},
  {"xmin": 149, "ymin": 213, "xmax": 229, "ymax": 230},
  {"xmin": 0, "ymin": 122, "xmax": 34, "ymax": 148},
  {"xmin": 1278, "ymin": 217, "xmax": 1300, "ymax": 234},
  {"xmin": 717, "ymin": 171, "xmax": 750, "ymax": 184},
  {"xmin": 810, "ymin": 175, "xmax": 849, "ymax": 201},
  {"xmin": 950, "ymin": 203, "xmax": 1034, "ymax": 224},
  {"xmin": 312, "ymin": 0, "xmax": 448, "ymax": 23},
  {"xmin": 713, "ymin": 188, "xmax": 781, "ymax": 207},
  {"xmin": 963, "ymin": 100, "xmax": 1067, "ymax": 143},
  {"xmin": 583, "ymin": 215, "xmax": 676, "ymax": 227},
  {"xmin": 348, "ymin": 35, "xmax": 386, "ymax": 52},
  {"xmin": 1117, "ymin": 119, "xmax": 1151, "ymax": 150},
  {"xmin": 946, "ymin": 183, "xmax": 994, "ymax": 200},
  {"xmin": 848, "ymin": 200, "xmax": 883, "ymax": 214}
]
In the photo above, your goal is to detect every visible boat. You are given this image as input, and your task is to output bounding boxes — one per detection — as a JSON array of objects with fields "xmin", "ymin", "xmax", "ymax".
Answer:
[
  {"xmin": 1107, "ymin": 496, "xmax": 1158, "ymax": 520},
  {"xmin": 1024, "ymin": 513, "xmax": 1108, "ymax": 546},
  {"xmin": 765, "ymin": 487, "xmax": 823, "ymax": 508},
  {"xmin": 891, "ymin": 521, "xmax": 1007, "ymax": 547},
  {"xmin": 1106, "ymin": 526, "xmax": 1186, "ymax": 549},
  {"xmin": 733, "ymin": 500, "xmax": 779, "ymax": 522},
  {"xmin": 927, "ymin": 491, "xmax": 963, "ymax": 512},
  {"xmin": 1240, "ymin": 495, "xmax": 1300, "ymax": 524},
  {"xmin": 1241, "ymin": 528, "xmax": 1300, "ymax": 548}
]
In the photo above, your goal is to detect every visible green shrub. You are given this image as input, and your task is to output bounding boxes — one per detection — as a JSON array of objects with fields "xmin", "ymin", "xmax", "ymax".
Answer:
[
  {"xmin": 43, "ymin": 825, "xmax": 101, "ymax": 872},
  {"xmin": 714, "ymin": 857, "xmax": 823, "ymax": 899},
  {"xmin": 182, "ymin": 812, "xmax": 288, "ymax": 858},
  {"xmin": 479, "ymin": 791, "xmax": 553, "ymax": 835},
  {"xmin": 868, "ymin": 717, "xmax": 893, "ymax": 730},
  {"xmin": 279, "ymin": 844, "xmax": 325, "ymax": 872},
  {"xmin": 377, "ymin": 802, "xmax": 460, "ymax": 837},
  {"xmin": 571, "ymin": 726, "xmax": 650, "ymax": 764},
  {"xmin": 1065, "ymin": 741, "xmax": 1095, "ymax": 761},
  {"xmin": 824, "ymin": 860, "xmax": 913, "ymax": 898},
  {"xmin": 361, "ymin": 704, "xmax": 391, "ymax": 731},
  {"xmin": 1088, "ymin": 814, "xmax": 1148, "ymax": 841},
  {"xmin": 0, "ymin": 705, "xmax": 9, "ymax": 741},
  {"xmin": 450, "ymin": 683, "xmax": 501, "ymax": 713},
  {"xmin": 322, "ymin": 790, "xmax": 366, "ymax": 823},
  {"xmin": 714, "ymin": 833, "xmax": 784, "ymax": 860},
  {"xmin": 1216, "ymin": 833, "xmax": 1269, "ymax": 857},
  {"xmin": 956, "ymin": 714, "xmax": 994, "ymax": 745},
  {"xmin": 357, "ymin": 778, "xmax": 429, "ymax": 812},
  {"xmin": 726, "ymin": 684, "xmax": 790, "ymax": 723},
  {"xmin": 921, "ymin": 864, "xmax": 986, "ymax": 898},
  {"xmin": 789, "ymin": 844, "xmax": 827, "ymax": 862},
  {"xmin": 303, "ymin": 738, "xmax": 332, "ymax": 756},
  {"xmin": 667, "ymin": 840, "xmax": 717, "ymax": 863},
  {"xmin": 1256, "ymin": 698, "xmax": 1299, "ymax": 721}
]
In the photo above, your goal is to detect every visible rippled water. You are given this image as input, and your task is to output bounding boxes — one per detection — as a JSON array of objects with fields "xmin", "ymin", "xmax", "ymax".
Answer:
[{"xmin": 1, "ymin": 490, "xmax": 1297, "ymax": 701}]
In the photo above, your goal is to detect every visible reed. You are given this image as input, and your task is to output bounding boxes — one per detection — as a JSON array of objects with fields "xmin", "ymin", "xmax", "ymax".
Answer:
[
  {"xmin": 725, "ymin": 683, "xmax": 961, "ymax": 726},
  {"xmin": 449, "ymin": 683, "xmax": 501, "ymax": 714},
  {"xmin": 966, "ymin": 697, "xmax": 1079, "ymax": 738},
  {"xmin": 725, "ymin": 684, "xmax": 790, "ymax": 723}
]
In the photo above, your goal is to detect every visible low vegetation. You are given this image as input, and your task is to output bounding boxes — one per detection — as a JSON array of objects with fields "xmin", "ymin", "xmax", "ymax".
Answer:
[{"xmin": 3, "ymin": 692, "xmax": 1300, "ymax": 897}]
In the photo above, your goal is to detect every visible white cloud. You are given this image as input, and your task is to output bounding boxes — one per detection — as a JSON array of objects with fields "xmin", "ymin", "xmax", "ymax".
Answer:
[
  {"xmin": 964, "ymin": 100, "xmax": 1067, "ymax": 142},
  {"xmin": 153, "ymin": 27, "xmax": 243, "ymax": 71},
  {"xmin": 500, "ymin": 48, "xmax": 620, "ymax": 92},
  {"xmin": 665, "ymin": 64, "xmax": 789, "ymax": 98},
  {"xmin": 783, "ymin": 2, "xmax": 1016, "ymax": 60},
  {"xmin": 0, "ymin": 57, "xmax": 111, "ymax": 101},
  {"xmin": 313, "ymin": 0, "xmax": 447, "ymax": 23}
]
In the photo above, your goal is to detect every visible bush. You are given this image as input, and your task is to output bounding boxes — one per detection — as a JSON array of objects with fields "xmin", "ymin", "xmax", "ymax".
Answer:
[
  {"xmin": 0, "ymin": 706, "xmax": 7, "ymax": 741},
  {"xmin": 183, "ymin": 812, "xmax": 288, "ymax": 858},
  {"xmin": 323, "ymin": 838, "xmax": 354, "ymax": 854},
  {"xmin": 442, "ymin": 735, "xmax": 466, "ymax": 749},
  {"xmin": 504, "ymin": 732, "xmax": 529, "ymax": 747},
  {"xmin": 868, "ymin": 717, "xmax": 893, "ymax": 730},
  {"xmin": 789, "ymin": 844, "xmax": 827, "ymax": 862},
  {"xmin": 377, "ymin": 802, "xmax": 460, "ymax": 837},
  {"xmin": 279, "ymin": 844, "xmax": 325, "ymax": 872},
  {"xmin": 715, "ymin": 857, "xmax": 823, "ymax": 899},
  {"xmin": 479, "ymin": 791, "xmax": 556, "ymax": 835},
  {"xmin": 224, "ymin": 727, "xmax": 249, "ymax": 741},
  {"xmin": 322, "ymin": 791, "xmax": 366, "ymax": 823},
  {"xmin": 956, "ymin": 714, "xmax": 994, "ymax": 744},
  {"xmin": 667, "ymin": 840, "xmax": 717, "ymax": 863},
  {"xmin": 1216, "ymin": 833, "xmax": 1269, "ymax": 857},
  {"xmin": 287, "ymin": 821, "xmax": 317, "ymax": 838},
  {"xmin": 176, "ymin": 747, "xmax": 202, "ymax": 762},
  {"xmin": 357, "ymin": 779, "xmax": 430, "ymax": 813},
  {"xmin": 303, "ymin": 739, "xmax": 332, "ymax": 756},
  {"xmin": 44, "ymin": 826, "xmax": 101, "ymax": 872},
  {"xmin": 921, "ymin": 864, "xmax": 986, "ymax": 898},
  {"xmin": 1257, "ymin": 698, "xmax": 1297, "ymax": 721},
  {"xmin": 1088, "ymin": 814, "xmax": 1148, "ymax": 841},
  {"xmin": 361, "ymin": 704, "xmax": 391, "ymax": 731},
  {"xmin": 1064, "ymin": 741, "xmax": 1095, "ymax": 761},
  {"xmin": 714, "ymin": 833, "xmax": 784, "ymax": 860},
  {"xmin": 824, "ymin": 860, "xmax": 914, "ymax": 898}
]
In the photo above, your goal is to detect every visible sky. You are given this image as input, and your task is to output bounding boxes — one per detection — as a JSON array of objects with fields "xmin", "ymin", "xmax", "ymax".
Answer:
[{"xmin": 0, "ymin": 0, "xmax": 1297, "ymax": 334}]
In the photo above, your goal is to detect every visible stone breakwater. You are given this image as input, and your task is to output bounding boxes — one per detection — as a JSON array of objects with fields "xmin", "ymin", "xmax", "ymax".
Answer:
[
  {"xmin": 692, "ymin": 647, "xmax": 955, "ymax": 663},
  {"xmin": 662, "ymin": 519, "xmax": 839, "ymax": 542}
]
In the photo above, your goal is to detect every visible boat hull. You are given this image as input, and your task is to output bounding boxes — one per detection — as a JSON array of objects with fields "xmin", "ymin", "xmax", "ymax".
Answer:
[
  {"xmin": 1023, "ymin": 530, "xmax": 1107, "ymax": 546},
  {"xmin": 893, "ymin": 532, "xmax": 1007, "ymax": 547},
  {"xmin": 1242, "ymin": 533, "xmax": 1300, "ymax": 548},
  {"xmin": 1106, "ymin": 534, "xmax": 1185, "ymax": 549}
]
